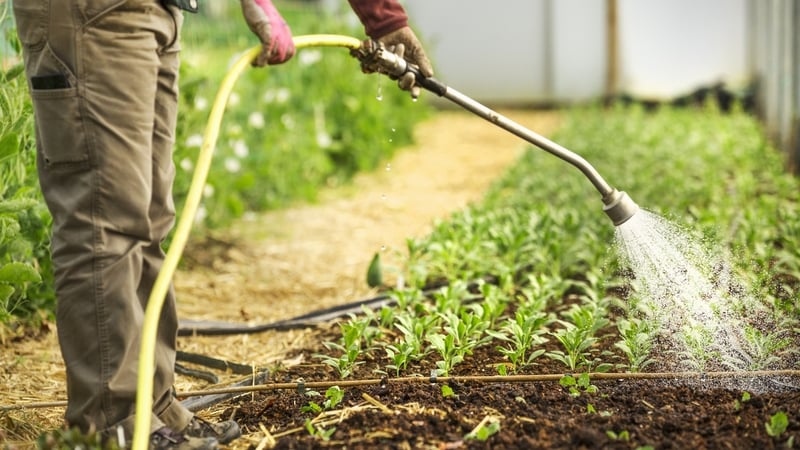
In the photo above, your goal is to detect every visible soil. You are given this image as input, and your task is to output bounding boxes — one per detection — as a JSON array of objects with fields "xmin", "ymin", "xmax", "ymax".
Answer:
[
  {"xmin": 226, "ymin": 340, "xmax": 800, "ymax": 450},
  {"xmin": 2, "ymin": 109, "xmax": 799, "ymax": 449}
]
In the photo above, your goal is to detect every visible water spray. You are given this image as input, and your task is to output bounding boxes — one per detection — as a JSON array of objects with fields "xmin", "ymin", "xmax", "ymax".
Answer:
[{"xmin": 353, "ymin": 41, "xmax": 639, "ymax": 226}]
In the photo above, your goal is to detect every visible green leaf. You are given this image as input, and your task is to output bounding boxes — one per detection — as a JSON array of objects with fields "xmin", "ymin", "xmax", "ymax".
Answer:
[
  {"xmin": 0, "ymin": 284, "xmax": 14, "ymax": 303},
  {"xmin": 366, "ymin": 252, "xmax": 382, "ymax": 288},
  {"xmin": 441, "ymin": 385, "xmax": 455, "ymax": 398},
  {"xmin": 0, "ymin": 197, "xmax": 38, "ymax": 215},
  {"xmin": 0, "ymin": 262, "xmax": 42, "ymax": 284},
  {"xmin": 0, "ymin": 133, "xmax": 20, "ymax": 164},
  {"xmin": 3, "ymin": 63, "xmax": 25, "ymax": 82},
  {"xmin": 559, "ymin": 375, "xmax": 576, "ymax": 387},
  {"xmin": 765, "ymin": 411, "xmax": 788, "ymax": 437}
]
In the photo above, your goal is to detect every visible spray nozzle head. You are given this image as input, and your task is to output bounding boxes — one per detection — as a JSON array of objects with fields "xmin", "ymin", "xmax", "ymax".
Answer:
[{"xmin": 603, "ymin": 189, "xmax": 639, "ymax": 226}]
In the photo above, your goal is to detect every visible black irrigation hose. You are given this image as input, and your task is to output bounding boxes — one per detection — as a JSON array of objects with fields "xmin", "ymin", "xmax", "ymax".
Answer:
[
  {"xmin": 176, "ymin": 277, "xmax": 472, "ymax": 337},
  {"xmin": 4, "ymin": 370, "xmax": 798, "ymax": 412},
  {"xmin": 177, "ymin": 293, "xmax": 396, "ymax": 336}
]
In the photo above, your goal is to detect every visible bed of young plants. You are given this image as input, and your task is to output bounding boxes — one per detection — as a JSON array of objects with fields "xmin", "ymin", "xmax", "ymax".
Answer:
[{"xmin": 212, "ymin": 102, "xmax": 800, "ymax": 449}]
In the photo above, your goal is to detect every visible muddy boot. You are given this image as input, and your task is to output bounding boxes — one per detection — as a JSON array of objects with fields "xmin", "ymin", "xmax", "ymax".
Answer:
[
  {"xmin": 150, "ymin": 427, "xmax": 218, "ymax": 449},
  {"xmin": 181, "ymin": 417, "xmax": 241, "ymax": 445}
]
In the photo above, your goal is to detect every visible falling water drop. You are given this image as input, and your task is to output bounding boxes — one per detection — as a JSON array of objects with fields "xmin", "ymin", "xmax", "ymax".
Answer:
[
  {"xmin": 376, "ymin": 84, "xmax": 383, "ymax": 101},
  {"xmin": 385, "ymin": 163, "xmax": 391, "ymax": 172},
  {"xmin": 380, "ymin": 245, "xmax": 387, "ymax": 252}
]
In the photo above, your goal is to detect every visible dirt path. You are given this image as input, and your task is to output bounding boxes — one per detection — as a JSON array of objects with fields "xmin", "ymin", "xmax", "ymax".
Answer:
[{"xmin": 0, "ymin": 109, "xmax": 560, "ymax": 441}]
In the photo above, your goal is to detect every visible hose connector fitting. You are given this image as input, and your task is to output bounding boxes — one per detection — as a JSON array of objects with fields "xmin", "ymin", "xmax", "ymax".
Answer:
[{"xmin": 602, "ymin": 189, "xmax": 639, "ymax": 226}]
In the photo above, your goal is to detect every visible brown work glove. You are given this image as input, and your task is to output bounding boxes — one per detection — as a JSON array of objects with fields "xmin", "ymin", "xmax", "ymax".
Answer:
[
  {"xmin": 376, "ymin": 27, "xmax": 434, "ymax": 98},
  {"xmin": 240, "ymin": 0, "xmax": 295, "ymax": 66}
]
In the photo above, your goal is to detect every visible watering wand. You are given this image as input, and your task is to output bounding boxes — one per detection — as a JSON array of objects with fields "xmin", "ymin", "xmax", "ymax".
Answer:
[{"xmin": 352, "ymin": 41, "xmax": 639, "ymax": 226}]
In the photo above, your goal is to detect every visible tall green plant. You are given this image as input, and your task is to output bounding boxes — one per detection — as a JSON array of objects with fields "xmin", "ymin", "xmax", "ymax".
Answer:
[{"xmin": 0, "ymin": 26, "xmax": 55, "ymax": 325}]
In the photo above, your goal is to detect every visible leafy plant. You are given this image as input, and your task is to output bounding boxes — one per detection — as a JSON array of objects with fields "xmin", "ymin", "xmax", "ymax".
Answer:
[
  {"xmin": 315, "ymin": 317, "xmax": 369, "ymax": 378},
  {"xmin": 765, "ymin": 411, "xmax": 788, "ymax": 438},
  {"xmin": 559, "ymin": 373, "xmax": 598, "ymax": 397},
  {"xmin": 733, "ymin": 391, "xmax": 751, "ymax": 412},
  {"xmin": 615, "ymin": 317, "xmax": 655, "ymax": 372},
  {"xmin": 301, "ymin": 386, "xmax": 345, "ymax": 413},
  {"xmin": 487, "ymin": 310, "xmax": 549, "ymax": 373},
  {"xmin": 464, "ymin": 416, "xmax": 501, "ymax": 442},
  {"xmin": 304, "ymin": 419, "xmax": 336, "ymax": 442}
]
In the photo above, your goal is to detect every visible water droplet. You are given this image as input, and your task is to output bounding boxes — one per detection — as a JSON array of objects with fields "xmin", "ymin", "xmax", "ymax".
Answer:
[
  {"xmin": 385, "ymin": 163, "xmax": 391, "ymax": 172},
  {"xmin": 376, "ymin": 85, "xmax": 383, "ymax": 101},
  {"xmin": 380, "ymin": 194, "xmax": 387, "ymax": 201},
  {"xmin": 380, "ymin": 245, "xmax": 387, "ymax": 251},
  {"xmin": 412, "ymin": 97, "xmax": 418, "ymax": 102}
]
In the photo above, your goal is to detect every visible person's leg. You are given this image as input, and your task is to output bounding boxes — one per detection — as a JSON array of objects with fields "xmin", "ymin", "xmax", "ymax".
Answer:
[
  {"xmin": 145, "ymin": 3, "xmax": 196, "ymax": 432},
  {"xmin": 13, "ymin": 0, "xmax": 181, "ymax": 437}
]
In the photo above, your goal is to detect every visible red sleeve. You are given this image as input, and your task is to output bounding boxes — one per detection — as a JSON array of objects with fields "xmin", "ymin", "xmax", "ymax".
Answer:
[{"xmin": 347, "ymin": 0, "xmax": 409, "ymax": 39}]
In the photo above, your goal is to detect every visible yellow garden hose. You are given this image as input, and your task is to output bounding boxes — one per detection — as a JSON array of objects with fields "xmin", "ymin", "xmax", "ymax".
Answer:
[{"xmin": 132, "ymin": 34, "xmax": 362, "ymax": 450}]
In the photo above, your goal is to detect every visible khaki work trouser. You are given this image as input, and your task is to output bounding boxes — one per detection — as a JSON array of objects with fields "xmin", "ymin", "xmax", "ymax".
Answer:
[{"xmin": 13, "ymin": 0, "xmax": 193, "ymax": 438}]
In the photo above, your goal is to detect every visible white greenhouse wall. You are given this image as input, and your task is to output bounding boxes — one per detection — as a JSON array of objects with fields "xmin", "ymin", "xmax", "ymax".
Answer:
[
  {"xmin": 616, "ymin": 0, "xmax": 749, "ymax": 99},
  {"xmin": 400, "ymin": 0, "xmax": 748, "ymax": 104}
]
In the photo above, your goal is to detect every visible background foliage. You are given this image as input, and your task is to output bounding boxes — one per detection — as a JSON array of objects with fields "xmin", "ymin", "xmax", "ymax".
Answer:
[{"xmin": 0, "ymin": 1, "xmax": 430, "ymax": 325}]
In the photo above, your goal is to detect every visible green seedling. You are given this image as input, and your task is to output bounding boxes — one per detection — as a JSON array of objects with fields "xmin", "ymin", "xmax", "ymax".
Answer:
[
  {"xmin": 615, "ymin": 317, "xmax": 655, "ymax": 372},
  {"xmin": 441, "ymin": 384, "xmax": 455, "ymax": 398},
  {"xmin": 487, "ymin": 311, "xmax": 548, "ymax": 373},
  {"xmin": 304, "ymin": 419, "xmax": 336, "ymax": 441},
  {"xmin": 547, "ymin": 321, "xmax": 599, "ymax": 372},
  {"xmin": 464, "ymin": 416, "xmax": 501, "ymax": 442},
  {"xmin": 726, "ymin": 325, "xmax": 792, "ymax": 371},
  {"xmin": 676, "ymin": 322, "xmax": 718, "ymax": 372},
  {"xmin": 427, "ymin": 332, "xmax": 464, "ymax": 377},
  {"xmin": 301, "ymin": 386, "xmax": 344, "ymax": 414},
  {"xmin": 559, "ymin": 373, "xmax": 598, "ymax": 397},
  {"xmin": 765, "ymin": 411, "xmax": 788, "ymax": 437},
  {"xmin": 734, "ymin": 391, "xmax": 751, "ymax": 411},
  {"xmin": 606, "ymin": 430, "xmax": 630, "ymax": 441}
]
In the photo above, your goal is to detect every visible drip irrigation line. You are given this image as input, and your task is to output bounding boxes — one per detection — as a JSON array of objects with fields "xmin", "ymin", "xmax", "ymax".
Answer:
[
  {"xmin": 175, "ymin": 370, "xmax": 800, "ymax": 398},
  {"xmin": 3, "ymin": 370, "xmax": 798, "ymax": 413}
]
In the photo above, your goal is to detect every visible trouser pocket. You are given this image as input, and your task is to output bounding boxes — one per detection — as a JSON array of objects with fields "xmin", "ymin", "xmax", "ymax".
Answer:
[{"xmin": 27, "ymin": 46, "xmax": 88, "ymax": 168}]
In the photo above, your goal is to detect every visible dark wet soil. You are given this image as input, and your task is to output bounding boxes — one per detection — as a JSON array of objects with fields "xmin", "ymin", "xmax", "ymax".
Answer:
[{"xmin": 208, "ymin": 326, "xmax": 800, "ymax": 450}]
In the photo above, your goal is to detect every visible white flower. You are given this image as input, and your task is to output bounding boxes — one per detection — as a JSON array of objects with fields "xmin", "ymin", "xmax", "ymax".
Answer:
[
  {"xmin": 298, "ymin": 49, "xmax": 322, "ymax": 66},
  {"xmin": 275, "ymin": 88, "xmax": 290, "ymax": 104},
  {"xmin": 185, "ymin": 134, "xmax": 203, "ymax": 148},
  {"xmin": 194, "ymin": 97, "xmax": 208, "ymax": 111},
  {"xmin": 224, "ymin": 157, "xmax": 241, "ymax": 173},
  {"xmin": 228, "ymin": 92, "xmax": 241, "ymax": 107},
  {"xmin": 203, "ymin": 184, "xmax": 215, "ymax": 198},
  {"xmin": 316, "ymin": 132, "xmax": 332, "ymax": 149},
  {"xmin": 180, "ymin": 158, "xmax": 193, "ymax": 171},
  {"xmin": 281, "ymin": 114, "xmax": 295, "ymax": 130},
  {"xmin": 233, "ymin": 139, "xmax": 249, "ymax": 158},
  {"xmin": 194, "ymin": 205, "xmax": 207, "ymax": 224},
  {"xmin": 248, "ymin": 111, "xmax": 265, "ymax": 129}
]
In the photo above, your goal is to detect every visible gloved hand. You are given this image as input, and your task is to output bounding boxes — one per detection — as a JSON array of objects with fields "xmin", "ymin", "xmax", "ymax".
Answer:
[
  {"xmin": 240, "ymin": 0, "xmax": 295, "ymax": 66},
  {"xmin": 376, "ymin": 27, "xmax": 433, "ymax": 99}
]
